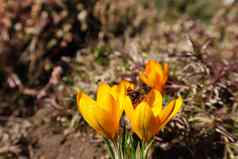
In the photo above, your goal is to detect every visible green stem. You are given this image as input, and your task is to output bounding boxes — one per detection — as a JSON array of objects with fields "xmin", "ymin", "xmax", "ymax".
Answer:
[
  {"xmin": 112, "ymin": 139, "xmax": 122, "ymax": 159},
  {"xmin": 141, "ymin": 142, "xmax": 145, "ymax": 159},
  {"xmin": 104, "ymin": 138, "xmax": 116, "ymax": 159},
  {"xmin": 144, "ymin": 139, "xmax": 154, "ymax": 159}
]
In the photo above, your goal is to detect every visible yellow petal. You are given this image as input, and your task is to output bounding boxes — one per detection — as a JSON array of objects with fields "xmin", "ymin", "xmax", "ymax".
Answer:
[
  {"xmin": 95, "ymin": 94, "xmax": 121, "ymax": 138},
  {"xmin": 77, "ymin": 90, "xmax": 121, "ymax": 139},
  {"xmin": 159, "ymin": 96, "xmax": 183, "ymax": 129},
  {"xmin": 111, "ymin": 80, "xmax": 134, "ymax": 110},
  {"xmin": 119, "ymin": 80, "xmax": 134, "ymax": 91},
  {"xmin": 97, "ymin": 82, "xmax": 111, "ymax": 98},
  {"xmin": 76, "ymin": 91, "xmax": 103, "ymax": 134},
  {"xmin": 98, "ymin": 90, "xmax": 121, "ymax": 127},
  {"xmin": 131, "ymin": 101, "xmax": 157, "ymax": 141},
  {"xmin": 171, "ymin": 96, "xmax": 183, "ymax": 117},
  {"xmin": 123, "ymin": 96, "xmax": 134, "ymax": 120},
  {"xmin": 144, "ymin": 89, "xmax": 163, "ymax": 117},
  {"xmin": 96, "ymin": 83, "xmax": 114, "ymax": 112},
  {"xmin": 112, "ymin": 83, "xmax": 124, "ymax": 99}
]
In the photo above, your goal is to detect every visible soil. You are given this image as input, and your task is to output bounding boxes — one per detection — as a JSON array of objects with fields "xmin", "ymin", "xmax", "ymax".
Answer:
[{"xmin": 0, "ymin": 105, "xmax": 105, "ymax": 159}]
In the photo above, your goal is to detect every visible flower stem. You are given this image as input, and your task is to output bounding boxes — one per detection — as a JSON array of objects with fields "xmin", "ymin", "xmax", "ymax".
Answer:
[{"xmin": 104, "ymin": 138, "xmax": 116, "ymax": 159}]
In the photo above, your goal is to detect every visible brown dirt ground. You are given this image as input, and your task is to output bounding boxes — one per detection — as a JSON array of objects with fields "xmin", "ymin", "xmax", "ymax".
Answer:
[
  {"xmin": 0, "ymin": 105, "xmax": 105, "ymax": 159},
  {"xmin": 30, "ymin": 108, "xmax": 105, "ymax": 159}
]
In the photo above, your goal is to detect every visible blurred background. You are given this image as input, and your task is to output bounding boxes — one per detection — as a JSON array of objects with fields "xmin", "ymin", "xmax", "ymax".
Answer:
[{"xmin": 0, "ymin": 0, "xmax": 238, "ymax": 159}]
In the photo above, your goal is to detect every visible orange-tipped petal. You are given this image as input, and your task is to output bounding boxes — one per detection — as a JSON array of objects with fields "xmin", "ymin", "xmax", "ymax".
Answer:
[
  {"xmin": 163, "ymin": 64, "xmax": 169, "ymax": 83},
  {"xmin": 150, "ymin": 60, "xmax": 163, "ymax": 78},
  {"xmin": 140, "ymin": 59, "xmax": 169, "ymax": 92}
]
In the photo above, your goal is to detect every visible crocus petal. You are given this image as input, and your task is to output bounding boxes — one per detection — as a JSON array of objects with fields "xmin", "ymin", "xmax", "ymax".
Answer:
[
  {"xmin": 97, "ymin": 84, "xmax": 122, "ymax": 138},
  {"xmin": 140, "ymin": 60, "xmax": 169, "ymax": 92},
  {"xmin": 132, "ymin": 102, "xmax": 157, "ymax": 141},
  {"xmin": 140, "ymin": 60, "xmax": 158, "ymax": 87},
  {"xmin": 77, "ymin": 92, "xmax": 103, "ymax": 134},
  {"xmin": 139, "ymin": 72, "xmax": 152, "ymax": 87},
  {"xmin": 119, "ymin": 80, "xmax": 134, "ymax": 91},
  {"xmin": 144, "ymin": 89, "xmax": 163, "ymax": 117},
  {"xmin": 95, "ymin": 94, "xmax": 120, "ymax": 138},
  {"xmin": 112, "ymin": 83, "xmax": 125, "ymax": 99},
  {"xmin": 163, "ymin": 64, "xmax": 169, "ymax": 83},
  {"xmin": 123, "ymin": 96, "xmax": 134, "ymax": 120},
  {"xmin": 97, "ymin": 82, "xmax": 111, "ymax": 100},
  {"xmin": 159, "ymin": 96, "xmax": 183, "ymax": 129},
  {"xmin": 150, "ymin": 60, "xmax": 163, "ymax": 78},
  {"xmin": 96, "ymin": 83, "xmax": 115, "ymax": 112},
  {"xmin": 111, "ymin": 80, "xmax": 134, "ymax": 110},
  {"xmin": 77, "ymin": 83, "xmax": 123, "ymax": 139}
]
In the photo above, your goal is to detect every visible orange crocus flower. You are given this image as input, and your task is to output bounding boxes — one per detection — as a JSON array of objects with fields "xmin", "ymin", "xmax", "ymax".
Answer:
[
  {"xmin": 124, "ymin": 89, "xmax": 183, "ymax": 141},
  {"xmin": 140, "ymin": 60, "xmax": 169, "ymax": 92},
  {"xmin": 76, "ymin": 81, "xmax": 133, "ymax": 139}
]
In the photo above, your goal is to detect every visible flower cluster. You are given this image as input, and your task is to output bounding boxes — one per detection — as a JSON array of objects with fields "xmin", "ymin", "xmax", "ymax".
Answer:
[{"xmin": 76, "ymin": 59, "xmax": 183, "ymax": 158}]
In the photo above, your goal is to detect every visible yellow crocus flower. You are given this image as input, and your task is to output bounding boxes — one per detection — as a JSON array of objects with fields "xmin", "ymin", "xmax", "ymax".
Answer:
[
  {"xmin": 125, "ymin": 89, "xmax": 183, "ymax": 141},
  {"xmin": 140, "ymin": 60, "xmax": 169, "ymax": 92},
  {"xmin": 76, "ymin": 81, "xmax": 133, "ymax": 139}
]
